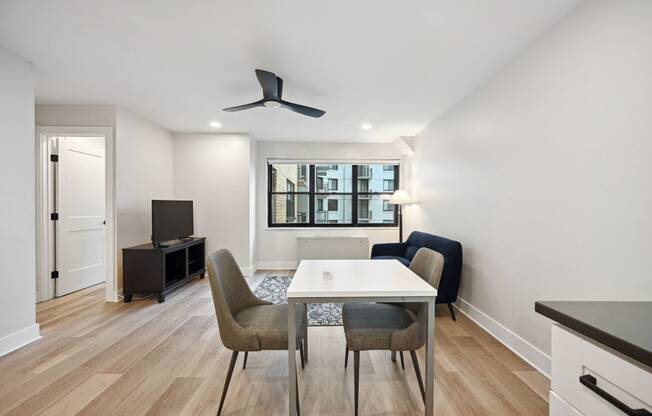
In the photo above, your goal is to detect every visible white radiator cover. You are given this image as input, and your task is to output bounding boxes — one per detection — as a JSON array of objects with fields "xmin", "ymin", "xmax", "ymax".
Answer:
[{"xmin": 297, "ymin": 237, "xmax": 369, "ymax": 262}]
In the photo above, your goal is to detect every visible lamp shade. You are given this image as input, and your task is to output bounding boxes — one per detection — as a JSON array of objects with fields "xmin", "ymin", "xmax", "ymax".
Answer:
[{"xmin": 389, "ymin": 189, "xmax": 412, "ymax": 205}]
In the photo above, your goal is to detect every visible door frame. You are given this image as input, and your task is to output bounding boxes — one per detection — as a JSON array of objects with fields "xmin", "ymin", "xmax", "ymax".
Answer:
[{"xmin": 36, "ymin": 126, "xmax": 117, "ymax": 302}]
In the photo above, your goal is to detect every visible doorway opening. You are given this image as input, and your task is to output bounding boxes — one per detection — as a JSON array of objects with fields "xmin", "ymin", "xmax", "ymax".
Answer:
[{"xmin": 36, "ymin": 127, "xmax": 116, "ymax": 303}]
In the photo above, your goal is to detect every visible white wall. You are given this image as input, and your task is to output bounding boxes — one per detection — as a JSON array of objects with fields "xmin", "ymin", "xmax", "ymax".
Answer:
[
  {"xmin": 0, "ymin": 48, "xmax": 39, "ymax": 356},
  {"xmin": 249, "ymin": 139, "xmax": 258, "ymax": 267},
  {"xmin": 407, "ymin": 0, "xmax": 652, "ymax": 376},
  {"xmin": 256, "ymin": 141, "xmax": 402, "ymax": 268},
  {"xmin": 173, "ymin": 134, "xmax": 255, "ymax": 271},
  {"xmin": 115, "ymin": 107, "xmax": 174, "ymax": 288}
]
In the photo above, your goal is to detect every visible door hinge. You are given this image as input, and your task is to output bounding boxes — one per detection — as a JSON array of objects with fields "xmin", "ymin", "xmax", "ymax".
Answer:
[
  {"xmin": 50, "ymin": 154, "xmax": 59, "ymax": 162},
  {"xmin": 51, "ymin": 212, "xmax": 59, "ymax": 221},
  {"xmin": 51, "ymin": 270, "xmax": 59, "ymax": 279}
]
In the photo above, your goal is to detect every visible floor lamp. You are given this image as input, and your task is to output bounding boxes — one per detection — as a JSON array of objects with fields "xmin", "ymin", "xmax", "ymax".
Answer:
[{"xmin": 389, "ymin": 190, "xmax": 412, "ymax": 242}]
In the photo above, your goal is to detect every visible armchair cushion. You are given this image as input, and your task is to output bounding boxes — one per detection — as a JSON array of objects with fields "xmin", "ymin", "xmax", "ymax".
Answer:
[
  {"xmin": 405, "ymin": 245, "xmax": 419, "ymax": 260},
  {"xmin": 372, "ymin": 255, "xmax": 410, "ymax": 267}
]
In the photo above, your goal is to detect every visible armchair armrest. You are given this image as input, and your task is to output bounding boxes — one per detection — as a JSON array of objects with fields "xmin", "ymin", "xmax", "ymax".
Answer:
[{"xmin": 371, "ymin": 242, "xmax": 408, "ymax": 258}]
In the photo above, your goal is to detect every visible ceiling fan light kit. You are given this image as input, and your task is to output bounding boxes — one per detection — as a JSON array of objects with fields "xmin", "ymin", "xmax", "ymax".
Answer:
[
  {"xmin": 263, "ymin": 100, "xmax": 282, "ymax": 108},
  {"xmin": 223, "ymin": 69, "xmax": 326, "ymax": 118}
]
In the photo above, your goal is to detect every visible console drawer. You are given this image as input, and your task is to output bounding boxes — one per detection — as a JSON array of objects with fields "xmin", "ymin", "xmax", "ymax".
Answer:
[
  {"xmin": 551, "ymin": 324, "xmax": 652, "ymax": 416},
  {"xmin": 550, "ymin": 390, "xmax": 583, "ymax": 416}
]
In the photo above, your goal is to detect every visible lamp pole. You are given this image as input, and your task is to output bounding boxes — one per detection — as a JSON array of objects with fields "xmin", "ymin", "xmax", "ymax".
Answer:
[
  {"xmin": 398, "ymin": 204, "xmax": 403, "ymax": 242},
  {"xmin": 389, "ymin": 190, "xmax": 411, "ymax": 244}
]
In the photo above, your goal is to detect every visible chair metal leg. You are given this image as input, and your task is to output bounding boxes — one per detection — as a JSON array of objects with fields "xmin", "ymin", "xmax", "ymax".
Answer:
[
  {"xmin": 354, "ymin": 351, "xmax": 360, "ymax": 416},
  {"xmin": 409, "ymin": 350, "xmax": 426, "ymax": 404},
  {"xmin": 344, "ymin": 343, "xmax": 349, "ymax": 369},
  {"xmin": 399, "ymin": 351, "xmax": 405, "ymax": 370},
  {"xmin": 303, "ymin": 304, "xmax": 309, "ymax": 362},
  {"xmin": 299, "ymin": 340, "xmax": 305, "ymax": 369},
  {"xmin": 217, "ymin": 351, "xmax": 239, "ymax": 416},
  {"xmin": 242, "ymin": 351, "xmax": 248, "ymax": 370},
  {"xmin": 448, "ymin": 302, "xmax": 456, "ymax": 321},
  {"xmin": 295, "ymin": 365, "xmax": 301, "ymax": 416}
]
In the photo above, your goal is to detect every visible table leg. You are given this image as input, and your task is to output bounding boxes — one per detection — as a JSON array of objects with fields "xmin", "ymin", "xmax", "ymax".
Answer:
[
  {"xmin": 304, "ymin": 303, "xmax": 308, "ymax": 362},
  {"xmin": 425, "ymin": 299, "xmax": 435, "ymax": 415},
  {"xmin": 289, "ymin": 299, "xmax": 298, "ymax": 416}
]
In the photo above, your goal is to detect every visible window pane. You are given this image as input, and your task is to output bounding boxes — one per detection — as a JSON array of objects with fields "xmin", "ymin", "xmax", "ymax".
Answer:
[
  {"xmin": 357, "ymin": 195, "xmax": 395, "ymax": 224},
  {"xmin": 270, "ymin": 164, "xmax": 309, "ymax": 192},
  {"xmin": 314, "ymin": 195, "xmax": 352, "ymax": 224},
  {"xmin": 357, "ymin": 164, "xmax": 396, "ymax": 193},
  {"xmin": 315, "ymin": 164, "xmax": 352, "ymax": 192},
  {"xmin": 271, "ymin": 194, "xmax": 309, "ymax": 224}
]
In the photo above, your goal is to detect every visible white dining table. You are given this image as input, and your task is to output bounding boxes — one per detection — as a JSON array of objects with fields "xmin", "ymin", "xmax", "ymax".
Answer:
[{"xmin": 287, "ymin": 259, "xmax": 438, "ymax": 416}]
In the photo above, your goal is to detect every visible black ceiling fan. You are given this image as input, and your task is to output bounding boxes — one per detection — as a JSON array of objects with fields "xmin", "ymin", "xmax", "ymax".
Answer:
[{"xmin": 223, "ymin": 69, "xmax": 326, "ymax": 118}]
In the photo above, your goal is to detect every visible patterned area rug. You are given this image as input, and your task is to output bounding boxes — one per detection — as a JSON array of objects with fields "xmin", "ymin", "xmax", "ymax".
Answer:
[{"xmin": 253, "ymin": 276, "xmax": 342, "ymax": 326}]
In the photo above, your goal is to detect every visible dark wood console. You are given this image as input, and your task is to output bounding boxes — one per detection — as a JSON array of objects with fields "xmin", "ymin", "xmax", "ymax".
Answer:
[{"xmin": 122, "ymin": 237, "xmax": 206, "ymax": 303}]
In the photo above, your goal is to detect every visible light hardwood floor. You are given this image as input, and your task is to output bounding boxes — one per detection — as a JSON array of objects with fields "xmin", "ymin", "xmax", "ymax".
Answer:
[{"xmin": 0, "ymin": 271, "xmax": 549, "ymax": 415}]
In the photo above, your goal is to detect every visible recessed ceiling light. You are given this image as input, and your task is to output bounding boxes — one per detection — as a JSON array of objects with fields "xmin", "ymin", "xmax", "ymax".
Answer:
[
  {"xmin": 361, "ymin": 123, "xmax": 372, "ymax": 130},
  {"xmin": 209, "ymin": 121, "xmax": 222, "ymax": 128}
]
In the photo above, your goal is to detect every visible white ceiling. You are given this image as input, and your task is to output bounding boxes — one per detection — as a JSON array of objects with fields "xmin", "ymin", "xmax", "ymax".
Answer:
[{"xmin": 0, "ymin": 0, "xmax": 580, "ymax": 142}]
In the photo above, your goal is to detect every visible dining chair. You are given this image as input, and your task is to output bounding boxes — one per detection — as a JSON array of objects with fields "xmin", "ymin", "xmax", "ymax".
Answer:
[
  {"xmin": 342, "ymin": 247, "xmax": 444, "ymax": 415},
  {"xmin": 207, "ymin": 249, "xmax": 308, "ymax": 416}
]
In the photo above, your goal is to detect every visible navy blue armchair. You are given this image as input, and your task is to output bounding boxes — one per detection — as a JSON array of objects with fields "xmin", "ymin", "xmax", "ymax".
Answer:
[{"xmin": 371, "ymin": 231, "xmax": 463, "ymax": 320}]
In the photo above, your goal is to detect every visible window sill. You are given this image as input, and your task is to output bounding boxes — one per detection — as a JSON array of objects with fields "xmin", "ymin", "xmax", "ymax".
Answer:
[{"xmin": 265, "ymin": 226, "xmax": 399, "ymax": 231}]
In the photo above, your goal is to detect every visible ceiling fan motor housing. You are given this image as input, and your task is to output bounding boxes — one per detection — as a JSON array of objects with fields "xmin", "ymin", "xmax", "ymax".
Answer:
[{"xmin": 264, "ymin": 100, "xmax": 282, "ymax": 108}]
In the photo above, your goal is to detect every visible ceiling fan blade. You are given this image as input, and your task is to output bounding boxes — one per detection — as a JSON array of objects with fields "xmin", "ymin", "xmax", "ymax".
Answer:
[
  {"xmin": 277, "ymin": 77, "xmax": 283, "ymax": 99},
  {"xmin": 255, "ymin": 69, "xmax": 279, "ymax": 99},
  {"xmin": 222, "ymin": 100, "xmax": 265, "ymax": 112},
  {"xmin": 281, "ymin": 100, "xmax": 326, "ymax": 118}
]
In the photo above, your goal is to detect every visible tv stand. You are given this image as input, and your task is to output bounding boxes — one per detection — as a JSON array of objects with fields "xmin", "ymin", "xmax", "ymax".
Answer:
[
  {"xmin": 152, "ymin": 236, "xmax": 194, "ymax": 248},
  {"xmin": 122, "ymin": 237, "xmax": 206, "ymax": 303}
]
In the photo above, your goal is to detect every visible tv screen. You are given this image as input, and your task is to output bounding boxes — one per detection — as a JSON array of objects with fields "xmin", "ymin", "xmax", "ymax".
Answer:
[{"xmin": 152, "ymin": 200, "xmax": 194, "ymax": 244}]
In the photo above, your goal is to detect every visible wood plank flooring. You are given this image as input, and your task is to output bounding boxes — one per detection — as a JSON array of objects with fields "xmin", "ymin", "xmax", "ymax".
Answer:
[{"xmin": 0, "ymin": 271, "xmax": 549, "ymax": 415}]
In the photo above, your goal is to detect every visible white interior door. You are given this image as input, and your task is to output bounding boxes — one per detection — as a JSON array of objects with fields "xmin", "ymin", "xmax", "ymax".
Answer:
[{"xmin": 56, "ymin": 137, "xmax": 106, "ymax": 296}]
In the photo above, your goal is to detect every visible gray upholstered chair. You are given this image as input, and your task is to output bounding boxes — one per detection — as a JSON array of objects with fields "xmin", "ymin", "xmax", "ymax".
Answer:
[
  {"xmin": 207, "ymin": 249, "xmax": 307, "ymax": 416},
  {"xmin": 342, "ymin": 247, "xmax": 444, "ymax": 415}
]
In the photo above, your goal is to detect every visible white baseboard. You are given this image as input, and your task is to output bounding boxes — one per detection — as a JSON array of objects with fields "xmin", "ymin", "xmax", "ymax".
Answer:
[
  {"xmin": 254, "ymin": 261, "xmax": 298, "ymax": 270},
  {"xmin": 454, "ymin": 297, "xmax": 551, "ymax": 378},
  {"xmin": 107, "ymin": 288, "xmax": 121, "ymax": 303},
  {"xmin": 0, "ymin": 324, "xmax": 41, "ymax": 358}
]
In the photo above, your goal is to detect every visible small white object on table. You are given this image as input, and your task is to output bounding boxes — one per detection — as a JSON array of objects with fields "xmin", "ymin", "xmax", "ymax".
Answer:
[{"xmin": 287, "ymin": 259, "xmax": 438, "ymax": 416}]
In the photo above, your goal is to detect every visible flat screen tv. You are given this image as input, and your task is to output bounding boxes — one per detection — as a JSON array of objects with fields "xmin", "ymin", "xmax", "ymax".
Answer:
[{"xmin": 152, "ymin": 200, "xmax": 193, "ymax": 245}]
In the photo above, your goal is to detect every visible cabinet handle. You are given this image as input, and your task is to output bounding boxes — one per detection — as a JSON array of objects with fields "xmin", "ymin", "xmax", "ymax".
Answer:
[{"xmin": 579, "ymin": 374, "xmax": 651, "ymax": 416}]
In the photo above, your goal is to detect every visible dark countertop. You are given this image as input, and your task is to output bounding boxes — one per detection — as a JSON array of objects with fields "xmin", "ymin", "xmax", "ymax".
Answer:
[{"xmin": 535, "ymin": 301, "xmax": 652, "ymax": 369}]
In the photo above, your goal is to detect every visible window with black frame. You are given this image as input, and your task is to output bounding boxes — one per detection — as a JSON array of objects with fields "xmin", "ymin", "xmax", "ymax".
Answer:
[
  {"xmin": 268, "ymin": 162, "xmax": 399, "ymax": 227},
  {"xmin": 356, "ymin": 164, "xmax": 397, "ymax": 224},
  {"xmin": 269, "ymin": 164, "xmax": 310, "ymax": 224},
  {"xmin": 315, "ymin": 164, "xmax": 352, "ymax": 224}
]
